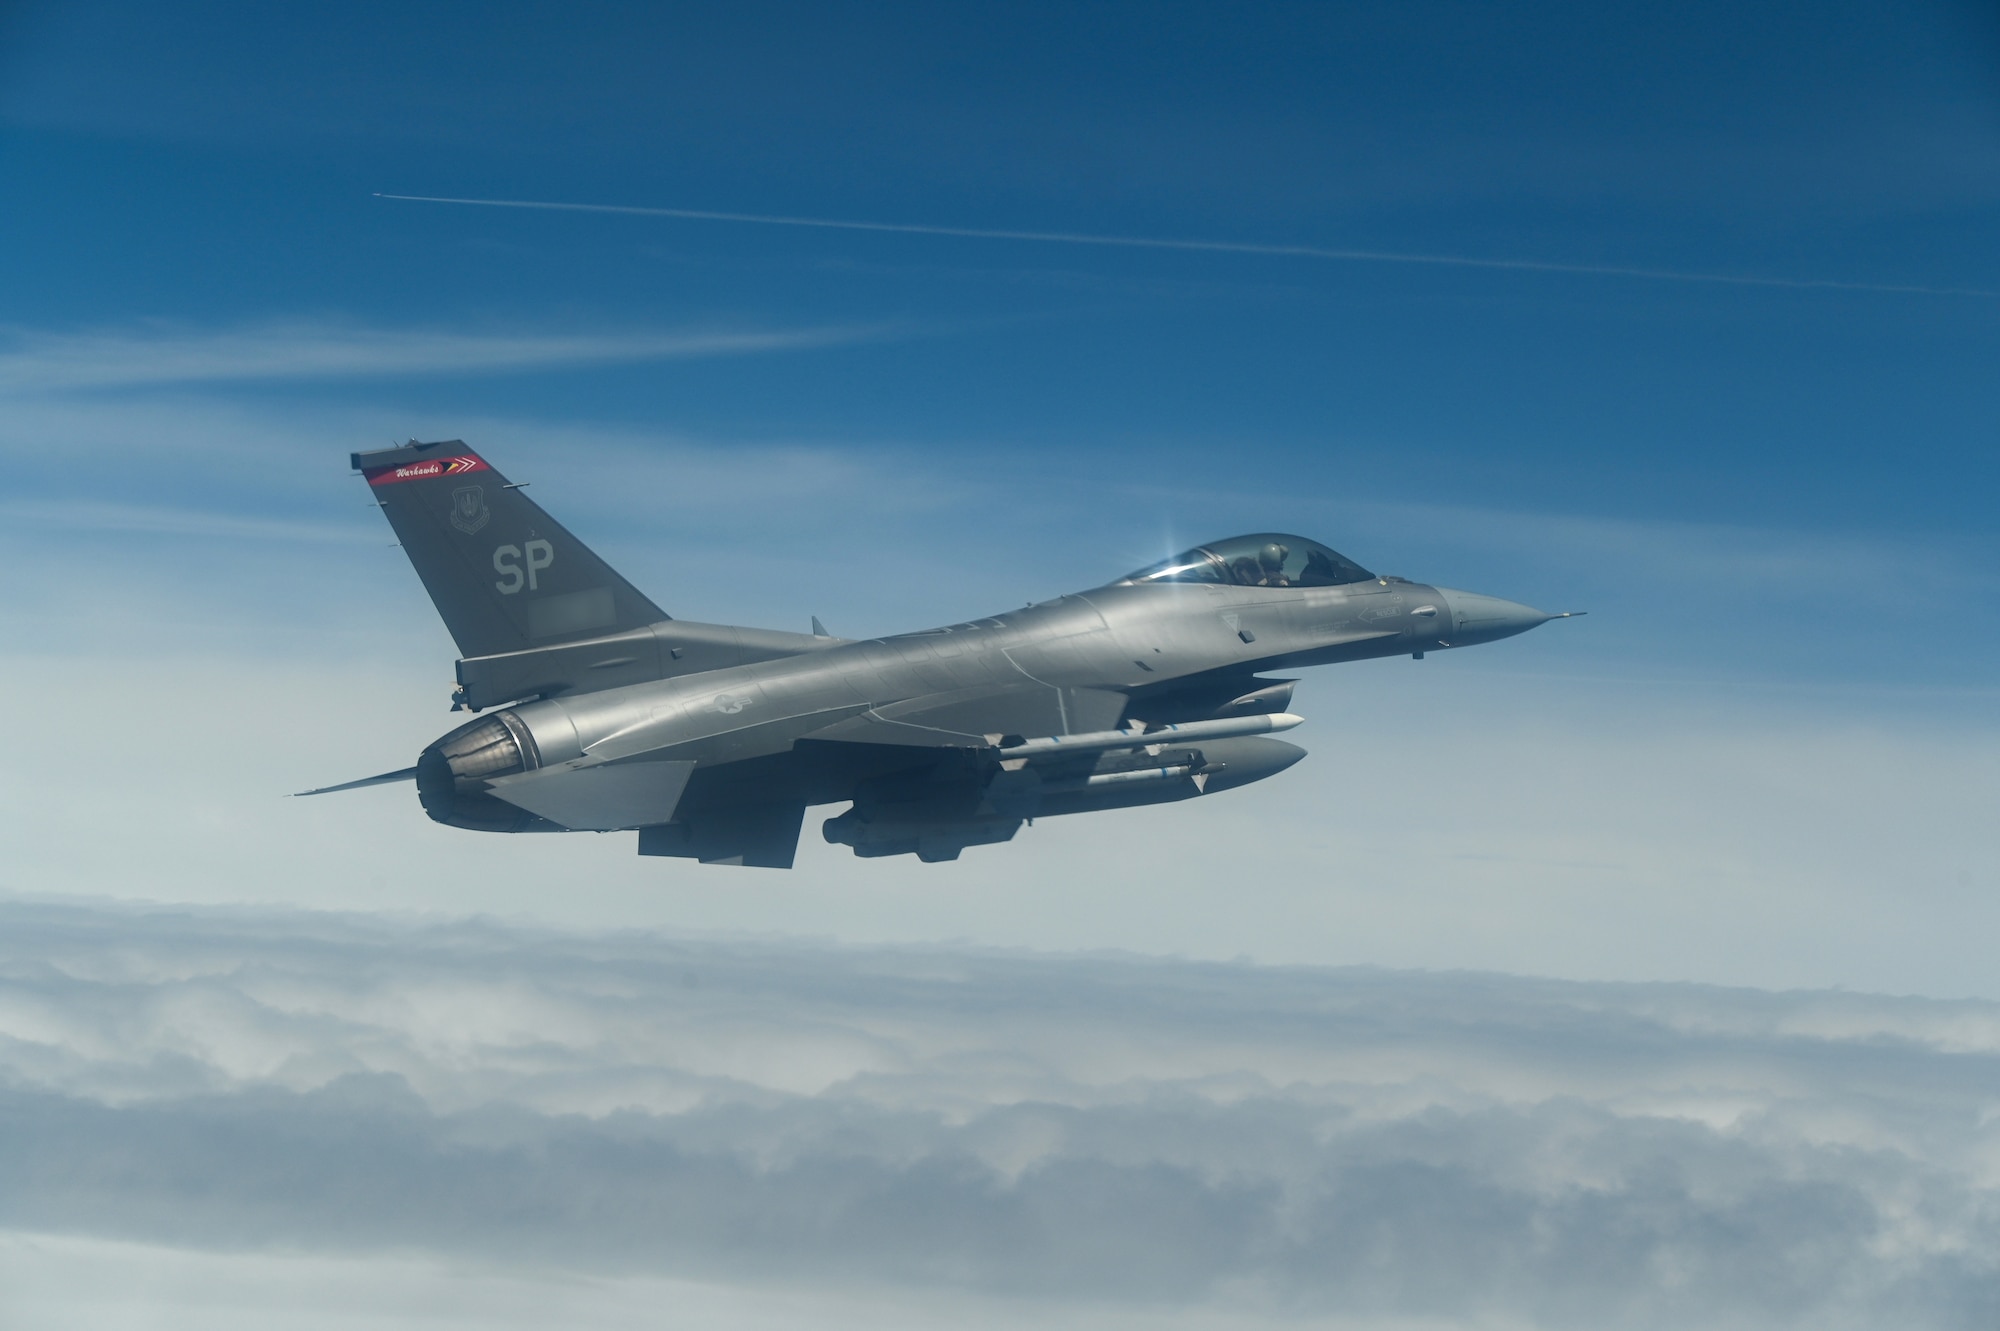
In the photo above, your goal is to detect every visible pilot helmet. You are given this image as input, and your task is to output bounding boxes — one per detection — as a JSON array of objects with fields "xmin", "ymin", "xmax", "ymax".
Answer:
[{"xmin": 1258, "ymin": 542, "xmax": 1289, "ymax": 571}]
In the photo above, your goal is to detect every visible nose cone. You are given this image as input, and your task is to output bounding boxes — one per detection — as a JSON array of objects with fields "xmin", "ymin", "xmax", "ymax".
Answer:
[{"xmin": 1436, "ymin": 588, "xmax": 1554, "ymax": 646}]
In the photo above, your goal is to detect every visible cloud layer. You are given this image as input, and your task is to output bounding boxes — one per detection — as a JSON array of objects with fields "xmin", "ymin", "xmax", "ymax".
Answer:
[{"xmin": 2, "ymin": 900, "xmax": 1996, "ymax": 1328}]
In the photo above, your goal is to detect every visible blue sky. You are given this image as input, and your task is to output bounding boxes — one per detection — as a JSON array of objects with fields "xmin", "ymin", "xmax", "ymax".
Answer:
[
  {"xmin": 1, "ymin": 6, "xmax": 1998, "ymax": 1324},
  {"xmin": 2, "ymin": 1, "xmax": 1997, "ymax": 665},
  {"xmin": 6, "ymin": 0, "xmax": 1998, "ymax": 534}
]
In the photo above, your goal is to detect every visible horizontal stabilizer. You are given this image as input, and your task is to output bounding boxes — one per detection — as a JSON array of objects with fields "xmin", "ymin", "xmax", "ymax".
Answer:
[
  {"xmin": 486, "ymin": 758, "xmax": 697, "ymax": 831},
  {"xmin": 293, "ymin": 767, "xmax": 418, "ymax": 797}
]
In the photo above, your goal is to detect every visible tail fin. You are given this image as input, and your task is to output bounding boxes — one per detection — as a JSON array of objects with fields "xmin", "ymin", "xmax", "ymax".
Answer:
[{"xmin": 355, "ymin": 440, "xmax": 667, "ymax": 658}]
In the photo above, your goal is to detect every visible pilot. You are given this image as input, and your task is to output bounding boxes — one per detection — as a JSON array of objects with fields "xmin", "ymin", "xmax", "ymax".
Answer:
[{"xmin": 1256, "ymin": 542, "xmax": 1291, "ymax": 587}]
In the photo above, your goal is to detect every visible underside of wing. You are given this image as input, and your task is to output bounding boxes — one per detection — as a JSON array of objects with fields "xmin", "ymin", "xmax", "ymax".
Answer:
[{"xmin": 637, "ymin": 803, "xmax": 806, "ymax": 869}]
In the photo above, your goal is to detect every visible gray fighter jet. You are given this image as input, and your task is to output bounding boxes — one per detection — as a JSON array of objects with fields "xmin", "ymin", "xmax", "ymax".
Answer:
[{"xmin": 304, "ymin": 440, "xmax": 1573, "ymax": 867}]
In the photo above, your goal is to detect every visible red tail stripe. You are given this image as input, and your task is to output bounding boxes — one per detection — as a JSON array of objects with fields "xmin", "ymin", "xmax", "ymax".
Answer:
[{"xmin": 364, "ymin": 455, "xmax": 492, "ymax": 487}]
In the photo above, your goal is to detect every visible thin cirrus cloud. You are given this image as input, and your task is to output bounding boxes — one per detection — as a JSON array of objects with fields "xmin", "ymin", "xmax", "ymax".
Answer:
[
  {"xmin": 0, "ymin": 388, "xmax": 1986, "ymax": 689},
  {"xmin": 0, "ymin": 320, "xmax": 888, "ymax": 393},
  {"xmin": 0, "ymin": 898, "xmax": 1995, "ymax": 1330}
]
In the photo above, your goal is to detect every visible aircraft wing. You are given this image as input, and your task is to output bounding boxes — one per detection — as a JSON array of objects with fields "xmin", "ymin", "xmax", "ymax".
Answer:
[
  {"xmin": 800, "ymin": 681, "xmax": 1129, "ymax": 749},
  {"xmin": 797, "ymin": 711, "xmax": 988, "ymax": 749}
]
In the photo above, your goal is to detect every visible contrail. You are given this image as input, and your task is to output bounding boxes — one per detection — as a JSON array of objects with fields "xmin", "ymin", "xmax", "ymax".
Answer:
[{"xmin": 375, "ymin": 192, "xmax": 1996, "ymax": 298}]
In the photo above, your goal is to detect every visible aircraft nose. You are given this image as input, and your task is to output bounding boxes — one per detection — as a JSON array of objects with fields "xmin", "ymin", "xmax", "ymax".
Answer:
[{"xmin": 1436, "ymin": 588, "xmax": 1554, "ymax": 645}]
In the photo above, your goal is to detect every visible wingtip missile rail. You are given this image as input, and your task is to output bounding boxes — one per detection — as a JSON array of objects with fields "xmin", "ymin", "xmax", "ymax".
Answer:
[{"xmin": 988, "ymin": 712, "xmax": 1304, "ymax": 765}]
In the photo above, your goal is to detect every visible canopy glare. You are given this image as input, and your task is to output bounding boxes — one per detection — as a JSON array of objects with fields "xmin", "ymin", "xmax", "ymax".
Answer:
[{"xmin": 1119, "ymin": 533, "xmax": 1374, "ymax": 589}]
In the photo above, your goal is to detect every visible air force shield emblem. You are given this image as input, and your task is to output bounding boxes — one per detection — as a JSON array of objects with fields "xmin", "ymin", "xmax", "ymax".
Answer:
[{"xmin": 449, "ymin": 485, "xmax": 491, "ymax": 535}]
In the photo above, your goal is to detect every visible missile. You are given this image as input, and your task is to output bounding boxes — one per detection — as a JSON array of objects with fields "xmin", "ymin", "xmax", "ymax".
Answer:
[
  {"xmin": 990, "ymin": 712, "xmax": 1303, "ymax": 763},
  {"xmin": 1032, "ymin": 761, "xmax": 1201, "ymax": 795}
]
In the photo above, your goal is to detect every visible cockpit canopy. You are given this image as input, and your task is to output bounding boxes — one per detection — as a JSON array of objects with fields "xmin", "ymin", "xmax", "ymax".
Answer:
[{"xmin": 1118, "ymin": 533, "xmax": 1375, "ymax": 589}]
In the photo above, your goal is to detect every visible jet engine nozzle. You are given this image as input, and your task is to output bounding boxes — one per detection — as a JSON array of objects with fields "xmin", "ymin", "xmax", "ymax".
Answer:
[{"xmin": 416, "ymin": 711, "xmax": 548, "ymax": 832}]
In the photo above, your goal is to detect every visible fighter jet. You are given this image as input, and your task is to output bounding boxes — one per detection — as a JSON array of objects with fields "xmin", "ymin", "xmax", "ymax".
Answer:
[{"xmin": 304, "ymin": 439, "xmax": 1574, "ymax": 867}]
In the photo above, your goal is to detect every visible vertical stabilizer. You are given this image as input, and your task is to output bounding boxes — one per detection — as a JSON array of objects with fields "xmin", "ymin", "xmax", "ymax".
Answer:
[{"xmin": 356, "ymin": 440, "xmax": 667, "ymax": 659}]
